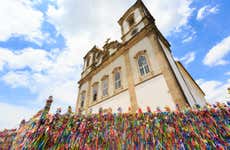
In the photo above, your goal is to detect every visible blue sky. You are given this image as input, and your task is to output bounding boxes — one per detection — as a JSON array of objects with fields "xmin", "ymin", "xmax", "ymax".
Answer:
[{"xmin": 0, "ymin": 0, "xmax": 229, "ymax": 129}]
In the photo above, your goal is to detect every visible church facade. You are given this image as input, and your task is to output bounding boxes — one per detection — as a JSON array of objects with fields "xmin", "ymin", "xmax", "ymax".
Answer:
[{"xmin": 76, "ymin": 0, "xmax": 206, "ymax": 113}]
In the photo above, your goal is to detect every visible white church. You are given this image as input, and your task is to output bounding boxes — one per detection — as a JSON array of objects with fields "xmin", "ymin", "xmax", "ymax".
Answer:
[{"xmin": 76, "ymin": 0, "xmax": 206, "ymax": 113}]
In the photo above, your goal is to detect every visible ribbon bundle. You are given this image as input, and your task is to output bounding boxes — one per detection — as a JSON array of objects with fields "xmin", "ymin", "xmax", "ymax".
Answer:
[{"xmin": 0, "ymin": 100, "xmax": 230, "ymax": 149}]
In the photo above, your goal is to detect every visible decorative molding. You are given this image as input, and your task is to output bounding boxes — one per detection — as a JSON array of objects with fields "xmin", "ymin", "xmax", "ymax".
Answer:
[
  {"xmin": 133, "ymin": 50, "xmax": 147, "ymax": 59},
  {"xmin": 112, "ymin": 66, "xmax": 122, "ymax": 73},
  {"xmin": 83, "ymin": 46, "xmax": 102, "ymax": 59},
  {"xmin": 92, "ymin": 81, "xmax": 99, "ymax": 86},
  {"xmin": 101, "ymin": 75, "xmax": 109, "ymax": 81},
  {"xmin": 103, "ymin": 40, "xmax": 121, "ymax": 51}
]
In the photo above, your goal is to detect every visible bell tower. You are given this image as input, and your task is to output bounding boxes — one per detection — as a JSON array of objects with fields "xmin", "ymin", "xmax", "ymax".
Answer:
[{"xmin": 118, "ymin": 0, "xmax": 155, "ymax": 42}]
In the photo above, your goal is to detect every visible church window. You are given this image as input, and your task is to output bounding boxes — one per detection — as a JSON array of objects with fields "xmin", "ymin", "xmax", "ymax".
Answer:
[
  {"xmin": 80, "ymin": 91, "xmax": 86, "ymax": 107},
  {"xmin": 92, "ymin": 83, "xmax": 98, "ymax": 101},
  {"xmin": 102, "ymin": 76, "xmax": 109, "ymax": 96},
  {"xmin": 86, "ymin": 56, "xmax": 90, "ymax": 67},
  {"xmin": 138, "ymin": 55, "xmax": 150, "ymax": 76},
  {"xmin": 114, "ymin": 71, "xmax": 121, "ymax": 89},
  {"xmin": 112, "ymin": 67, "xmax": 122, "ymax": 91},
  {"xmin": 127, "ymin": 13, "xmax": 135, "ymax": 27},
  {"xmin": 131, "ymin": 28, "xmax": 138, "ymax": 36}
]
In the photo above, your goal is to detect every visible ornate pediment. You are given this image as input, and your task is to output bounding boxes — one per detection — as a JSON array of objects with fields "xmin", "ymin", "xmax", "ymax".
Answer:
[{"xmin": 103, "ymin": 40, "xmax": 121, "ymax": 51}]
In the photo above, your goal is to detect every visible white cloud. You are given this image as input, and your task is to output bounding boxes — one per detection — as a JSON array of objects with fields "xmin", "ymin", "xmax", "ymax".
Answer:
[
  {"xmin": 179, "ymin": 52, "xmax": 196, "ymax": 65},
  {"xmin": 203, "ymin": 36, "xmax": 230, "ymax": 66},
  {"xmin": 46, "ymin": 0, "xmax": 194, "ymax": 58},
  {"xmin": 0, "ymin": 0, "xmax": 43, "ymax": 42},
  {"xmin": 182, "ymin": 36, "xmax": 193, "ymax": 43},
  {"xmin": 196, "ymin": 79, "xmax": 230, "ymax": 104},
  {"xmin": 0, "ymin": 47, "xmax": 80, "ymax": 107},
  {"xmin": 225, "ymin": 72, "xmax": 230, "ymax": 76},
  {"xmin": 2, "ymin": 71, "xmax": 31, "ymax": 88},
  {"xmin": 0, "ymin": 48, "xmax": 53, "ymax": 72},
  {"xmin": 0, "ymin": 102, "xmax": 35, "ymax": 129},
  {"xmin": 1, "ymin": 70, "xmax": 78, "ymax": 109},
  {"xmin": 196, "ymin": 5, "xmax": 219, "ymax": 21},
  {"xmin": 47, "ymin": 0, "xmax": 130, "ymax": 63},
  {"xmin": 144, "ymin": 0, "xmax": 194, "ymax": 35},
  {"xmin": 182, "ymin": 27, "xmax": 196, "ymax": 43}
]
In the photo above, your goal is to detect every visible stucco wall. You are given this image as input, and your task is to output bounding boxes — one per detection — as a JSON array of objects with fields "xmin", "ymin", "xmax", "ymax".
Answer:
[
  {"xmin": 135, "ymin": 74, "xmax": 176, "ymax": 111},
  {"xmin": 89, "ymin": 55, "xmax": 128, "ymax": 106},
  {"xmin": 89, "ymin": 90, "xmax": 130, "ymax": 113},
  {"xmin": 128, "ymin": 37, "xmax": 161, "ymax": 84}
]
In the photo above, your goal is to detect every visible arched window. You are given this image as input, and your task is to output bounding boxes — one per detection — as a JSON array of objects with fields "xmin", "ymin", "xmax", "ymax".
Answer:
[
  {"xmin": 102, "ymin": 79, "xmax": 108, "ymax": 96},
  {"xmin": 112, "ymin": 67, "xmax": 122, "ymax": 91},
  {"xmin": 114, "ymin": 71, "xmax": 121, "ymax": 89},
  {"xmin": 86, "ymin": 56, "xmax": 91, "ymax": 67},
  {"xmin": 80, "ymin": 91, "xmax": 86, "ymax": 107},
  {"xmin": 138, "ymin": 55, "xmax": 150, "ymax": 76},
  {"xmin": 92, "ymin": 83, "xmax": 98, "ymax": 102},
  {"xmin": 127, "ymin": 13, "xmax": 135, "ymax": 27},
  {"xmin": 101, "ymin": 75, "xmax": 109, "ymax": 96}
]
